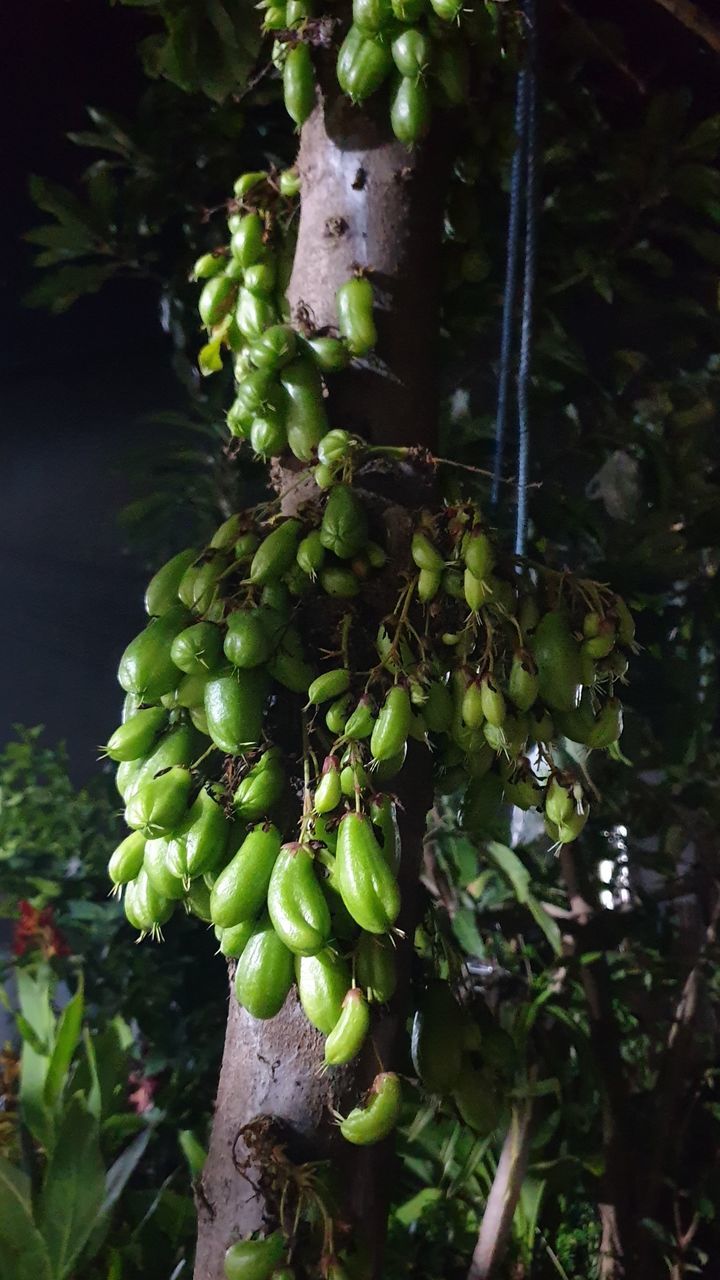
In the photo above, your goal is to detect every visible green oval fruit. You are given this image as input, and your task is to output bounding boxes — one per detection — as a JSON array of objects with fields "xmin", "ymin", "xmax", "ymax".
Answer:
[
  {"xmin": 105, "ymin": 706, "xmax": 167, "ymax": 763},
  {"xmin": 321, "ymin": 566, "xmax": 360, "ymax": 598},
  {"xmin": 353, "ymin": 0, "xmax": 393, "ymax": 32},
  {"xmin": 124, "ymin": 868, "xmax": 173, "ymax": 934},
  {"xmin": 339, "ymin": 1072, "xmax": 401, "ymax": 1145},
  {"xmin": 224, "ymin": 610, "xmax": 272, "ymax": 669},
  {"xmin": 279, "ymin": 357, "xmax": 328, "ymax": 461},
  {"xmin": 390, "ymin": 74, "xmax": 431, "ymax": 146},
  {"xmin": 336, "ymin": 812, "xmax": 400, "ymax": 933},
  {"xmin": 118, "ymin": 604, "xmax": 191, "ymax": 699},
  {"xmin": 184, "ymin": 786, "xmax": 229, "ymax": 878},
  {"xmin": 411, "ymin": 981, "xmax": 464, "ymax": 1092},
  {"xmin": 463, "ymin": 530, "xmax": 495, "ymax": 580},
  {"xmin": 429, "ymin": 0, "xmax": 462, "ymax": 18},
  {"xmin": 234, "ymin": 749, "xmax": 285, "ymax": 820},
  {"xmin": 199, "ymin": 274, "xmax": 238, "ymax": 327},
  {"xmin": 284, "ymin": 43, "xmax": 316, "ymax": 125},
  {"xmin": 588, "ymin": 697, "xmax": 623, "ymax": 749},
  {"xmin": 268, "ymin": 843, "xmax": 331, "ymax": 955},
  {"xmin": 355, "ymin": 932, "xmax": 397, "ymax": 1002},
  {"xmin": 230, "ymin": 213, "xmax": 265, "ymax": 268},
  {"xmin": 461, "ymin": 680, "xmax": 484, "ymax": 730},
  {"xmin": 344, "ymin": 696, "xmax": 375, "ymax": 740},
  {"xmin": 204, "ymin": 670, "xmax": 267, "ymax": 755},
  {"xmin": 218, "ymin": 919, "xmax": 255, "ymax": 959},
  {"xmin": 337, "ymin": 26, "xmax": 393, "ymax": 102},
  {"xmin": 125, "ymin": 765, "xmax": 192, "ymax": 837},
  {"xmin": 336, "ymin": 276, "xmax": 377, "ymax": 356},
  {"xmin": 248, "ymin": 325, "xmax": 297, "ymax": 372},
  {"xmin": 308, "ymin": 668, "xmax": 352, "ymax": 706},
  {"xmin": 391, "ymin": 28, "xmax": 432, "ymax": 77},
  {"xmin": 411, "ymin": 530, "xmax": 444, "ymax": 573},
  {"xmin": 370, "ymin": 685, "xmax": 411, "ymax": 762},
  {"xmin": 145, "ymin": 548, "xmax": 198, "ymax": 616},
  {"xmin": 171, "ymin": 623, "xmax": 224, "ymax": 676},
  {"xmin": 480, "ymin": 675, "xmax": 506, "ymax": 727},
  {"xmin": 108, "ymin": 830, "xmax": 146, "ymax": 886},
  {"xmin": 144, "ymin": 836, "xmax": 186, "ymax": 900},
  {"xmin": 297, "ymin": 530, "xmax": 325, "ymax": 578},
  {"xmin": 236, "ymin": 288, "xmax": 278, "ymax": 341},
  {"xmin": 224, "ymin": 1232, "xmax": 285, "ymax": 1280},
  {"xmin": 210, "ymin": 825, "xmax": 282, "ymax": 928},
  {"xmin": 392, "ymin": 0, "xmax": 426, "ymax": 18},
  {"xmin": 324, "ymin": 987, "xmax": 370, "ymax": 1065},
  {"xmin": 295, "ymin": 947, "xmax": 350, "ymax": 1034},
  {"xmin": 315, "ymin": 756, "xmax": 342, "ymax": 813},
  {"xmin": 508, "ymin": 654, "xmax": 539, "ymax": 711},
  {"xmin": 530, "ymin": 613, "xmax": 583, "ymax": 712},
  {"xmin": 250, "ymin": 520, "xmax": 302, "ymax": 585},
  {"xmin": 127, "ymin": 724, "xmax": 202, "ymax": 801},
  {"xmin": 306, "ymin": 337, "xmax": 350, "ymax": 372},
  {"xmin": 193, "ymin": 252, "xmax": 225, "ymax": 280}
]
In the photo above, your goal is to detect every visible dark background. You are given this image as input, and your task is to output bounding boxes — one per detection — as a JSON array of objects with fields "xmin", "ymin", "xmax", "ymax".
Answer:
[
  {"xmin": 2, "ymin": 0, "xmax": 715, "ymax": 779},
  {"xmin": 2, "ymin": 0, "xmax": 181, "ymax": 778}
]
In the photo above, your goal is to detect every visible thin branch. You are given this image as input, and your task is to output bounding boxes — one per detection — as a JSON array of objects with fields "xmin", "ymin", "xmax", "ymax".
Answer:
[
  {"xmin": 648, "ymin": 0, "xmax": 720, "ymax": 54},
  {"xmin": 467, "ymin": 1077, "xmax": 536, "ymax": 1280}
]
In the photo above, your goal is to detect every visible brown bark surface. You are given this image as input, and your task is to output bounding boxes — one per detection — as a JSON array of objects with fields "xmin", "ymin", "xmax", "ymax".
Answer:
[{"xmin": 194, "ymin": 89, "xmax": 448, "ymax": 1280}]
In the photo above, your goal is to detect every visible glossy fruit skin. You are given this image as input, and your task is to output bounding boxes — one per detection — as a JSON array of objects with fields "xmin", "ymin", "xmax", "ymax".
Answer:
[
  {"xmin": 588, "ymin": 697, "xmax": 623, "ymax": 748},
  {"xmin": 391, "ymin": 0, "xmax": 426, "ymax": 17},
  {"xmin": 144, "ymin": 836, "xmax": 186, "ymax": 900},
  {"xmin": 430, "ymin": 0, "xmax": 462, "ymax": 18},
  {"xmin": 284, "ymin": 43, "xmax": 315, "ymax": 125},
  {"xmin": 353, "ymin": 0, "xmax": 393, "ymax": 31},
  {"xmin": 336, "ymin": 812, "xmax": 400, "ymax": 933},
  {"xmin": 508, "ymin": 654, "xmax": 539, "ymax": 711},
  {"xmin": 369, "ymin": 794, "xmax": 401, "ymax": 874},
  {"xmin": 186, "ymin": 878, "xmax": 213, "ymax": 923},
  {"xmin": 250, "ymin": 520, "xmax": 302, "ymax": 585},
  {"xmin": 224, "ymin": 1231, "xmax": 285, "ymax": 1280},
  {"xmin": 370, "ymin": 686, "xmax": 411, "ymax": 762},
  {"xmin": 145, "ymin": 548, "xmax": 197, "ymax": 616},
  {"xmin": 411, "ymin": 531, "xmax": 443, "ymax": 573},
  {"xmin": 108, "ymin": 830, "xmax": 146, "ymax": 886},
  {"xmin": 354, "ymin": 932, "xmax": 397, "ymax": 1003},
  {"xmin": 218, "ymin": 919, "xmax": 255, "ymax": 959},
  {"xmin": 126, "ymin": 724, "xmax": 202, "ymax": 802},
  {"xmin": 224, "ymin": 611, "xmax": 272, "ymax": 669},
  {"xmin": 184, "ymin": 786, "xmax": 229, "ymax": 878},
  {"xmin": 267, "ymin": 844, "xmax": 331, "ymax": 955},
  {"xmin": 118, "ymin": 604, "xmax": 191, "ymax": 700},
  {"xmin": 248, "ymin": 325, "xmax": 297, "ymax": 372},
  {"xmin": 125, "ymin": 867, "xmax": 173, "ymax": 933},
  {"xmin": 339, "ymin": 1072, "xmax": 402, "ymax": 1145},
  {"xmin": 235, "ymin": 919, "xmax": 294, "ymax": 1020},
  {"xmin": 125, "ymin": 766, "xmax": 192, "ymax": 837},
  {"xmin": 336, "ymin": 276, "xmax": 377, "ymax": 355},
  {"xmin": 295, "ymin": 948, "xmax": 350, "ymax": 1034},
  {"xmin": 391, "ymin": 28, "xmax": 432, "ymax": 77},
  {"xmin": 320, "ymin": 485, "xmax": 368, "ymax": 559},
  {"xmin": 210, "ymin": 825, "xmax": 282, "ymax": 928},
  {"xmin": 306, "ymin": 337, "xmax": 350, "ymax": 372},
  {"xmin": 230, "ymin": 213, "xmax": 265, "ymax": 268},
  {"xmin": 344, "ymin": 697, "xmax": 375, "ymax": 740},
  {"xmin": 204, "ymin": 670, "xmax": 267, "ymax": 755},
  {"xmin": 171, "ymin": 623, "xmax": 224, "ymax": 676},
  {"xmin": 530, "ymin": 612, "xmax": 583, "ymax": 712},
  {"xmin": 236, "ymin": 289, "xmax": 278, "ymax": 341},
  {"xmin": 297, "ymin": 530, "xmax": 325, "ymax": 577},
  {"xmin": 411, "ymin": 981, "xmax": 465, "ymax": 1092},
  {"xmin": 315, "ymin": 758, "xmax": 342, "ymax": 813},
  {"xmin": 480, "ymin": 675, "xmax": 506, "ymax": 727},
  {"xmin": 199, "ymin": 274, "xmax": 238, "ymax": 327},
  {"xmin": 324, "ymin": 987, "xmax": 370, "ymax": 1065},
  {"xmin": 105, "ymin": 706, "xmax": 167, "ymax": 763},
  {"xmin": 390, "ymin": 75, "xmax": 431, "ymax": 146},
  {"xmin": 280, "ymin": 358, "xmax": 328, "ymax": 461},
  {"xmin": 234, "ymin": 750, "xmax": 285, "ymax": 820},
  {"xmin": 308, "ymin": 668, "xmax": 352, "ymax": 705}
]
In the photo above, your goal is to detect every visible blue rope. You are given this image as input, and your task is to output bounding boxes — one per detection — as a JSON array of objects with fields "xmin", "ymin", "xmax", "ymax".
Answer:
[
  {"xmin": 492, "ymin": 0, "xmax": 539, "ymax": 559},
  {"xmin": 491, "ymin": 62, "xmax": 528, "ymax": 508},
  {"xmin": 515, "ymin": 0, "xmax": 537, "ymax": 557}
]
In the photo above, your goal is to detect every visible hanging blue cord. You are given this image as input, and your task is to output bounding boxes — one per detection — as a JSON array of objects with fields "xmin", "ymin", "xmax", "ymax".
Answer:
[
  {"xmin": 492, "ymin": 0, "xmax": 539, "ymax": 557},
  {"xmin": 515, "ymin": 0, "xmax": 538, "ymax": 557},
  {"xmin": 491, "ymin": 64, "xmax": 528, "ymax": 508}
]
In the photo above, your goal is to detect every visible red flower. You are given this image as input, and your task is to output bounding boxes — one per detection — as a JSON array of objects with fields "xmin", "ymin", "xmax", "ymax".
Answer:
[
  {"xmin": 13, "ymin": 900, "xmax": 70, "ymax": 960},
  {"xmin": 128, "ymin": 1071, "xmax": 158, "ymax": 1115}
]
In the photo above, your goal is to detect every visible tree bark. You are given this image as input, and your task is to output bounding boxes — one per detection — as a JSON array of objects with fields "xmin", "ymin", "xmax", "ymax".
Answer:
[{"xmin": 194, "ymin": 89, "xmax": 448, "ymax": 1280}]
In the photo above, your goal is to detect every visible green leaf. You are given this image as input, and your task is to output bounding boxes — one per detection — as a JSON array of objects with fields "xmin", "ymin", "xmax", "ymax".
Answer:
[
  {"xmin": 83, "ymin": 1128, "xmax": 153, "ymax": 1262},
  {"xmin": 17, "ymin": 968, "xmax": 55, "ymax": 1150},
  {"xmin": 0, "ymin": 1156, "xmax": 52, "ymax": 1280},
  {"xmin": 484, "ymin": 841, "xmax": 531, "ymax": 902},
  {"xmin": 44, "ymin": 976, "xmax": 84, "ymax": 1111},
  {"xmin": 393, "ymin": 1186, "xmax": 442, "ymax": 1227},
  {"xmin": 37, "ymin": 1094, "xmax": 106, "ymax": 1279},
  {"xmin": 527, "ymin": 894, "xmax": 563, "ymax": 956}
]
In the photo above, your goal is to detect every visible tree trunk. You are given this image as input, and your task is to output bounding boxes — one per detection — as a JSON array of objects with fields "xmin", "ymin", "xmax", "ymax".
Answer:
[{"xmin": 194, "ymin": 89, "xmax": 448, "ymax": 1280}]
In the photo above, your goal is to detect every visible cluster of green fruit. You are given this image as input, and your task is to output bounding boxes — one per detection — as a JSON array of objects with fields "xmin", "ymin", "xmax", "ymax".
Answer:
[
  {"xmin": 194, "ymin": 169, "xmax": 378, "ymax": 463},
  {"xmin": 259, "ymin": 0, "xmax": 474, "ymax": 145},
  {"xmin": 224, "ymin": 1228, "xmax": 354, "ymax": 1280},
  {"xmin": 106, "ymin": 456, "xmax": 634, "ymax": 1145}
]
